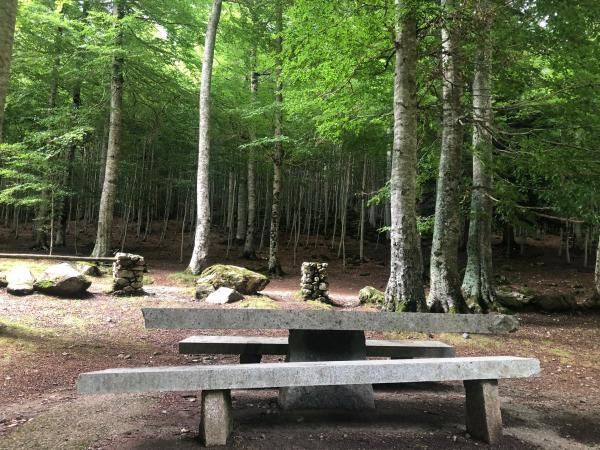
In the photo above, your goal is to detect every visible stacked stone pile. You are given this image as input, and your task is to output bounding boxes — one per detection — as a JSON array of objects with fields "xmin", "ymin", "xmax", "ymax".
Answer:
[
  {"xmin": 300, "ymin": 262, "xmax": 330, "ymax": 303},
  {"xmin": 113, "ymin": 253, "xmax": 146, "ymax": 295}
]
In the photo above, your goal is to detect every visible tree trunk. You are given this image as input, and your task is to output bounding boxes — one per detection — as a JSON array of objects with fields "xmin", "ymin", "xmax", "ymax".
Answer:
[
  {"xmin": 243, "ymin": 47, "xmax": 258, "ymax": 258},
  {"xmin": 236, "ymin": 163, "xmax": 247, "ymax": 242},
  {"xmin": 187, "ymin": 0, "xmax": 223, "ymax": 274},
  {"xmin": 91, "ymin": 0, "xmax": 125, "ymax": 257},
  {"xmin": 428, "ymin": 0, "xmax": 468, "ymax": 313},
  {"xmin": 462, "ymin": 0, "xmax": 496, "ymax": 313},
  {"xmin": 268, "ymin": 0, "xmax": 284, "ymax": 276},
  {"xmin": 0, "ymin": 0, "xmax": 17, "ymax": 142},
  {"xmin": 384, "ymin": 7, "xmax": 426, "ymax": 312}
]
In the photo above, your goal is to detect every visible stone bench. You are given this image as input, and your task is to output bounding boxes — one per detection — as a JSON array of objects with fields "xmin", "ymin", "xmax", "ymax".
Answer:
[
  {"xmin": 179, "ymin": 335, "xmax": 455, "ymax": 363},
  {"xmin": 77, "ymin": 356, "xmax": 540, "ymax": 447}
]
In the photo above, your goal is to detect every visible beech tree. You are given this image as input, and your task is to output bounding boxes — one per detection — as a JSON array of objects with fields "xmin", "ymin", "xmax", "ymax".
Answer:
[
  {"xmin": 91, "ymin": 0, "xmax": 125, "ymax": 257},
  {"xmin": 428, "ymin": 0, "xmax": 469, "ymax": 313},
  {"xmin": 384, "ymin": 3, "xmax": 426, "ymax": 312},
  {"xmin": 267, "ymin": 0, "xmax": 284, "ymax": 276},
  {"xmin": 188, "ymin": 0, "xmax": 223, "ymax": 274},
  {"xmin": 462, "ymin": 0, "xmax": 496, "ymax": 312}
]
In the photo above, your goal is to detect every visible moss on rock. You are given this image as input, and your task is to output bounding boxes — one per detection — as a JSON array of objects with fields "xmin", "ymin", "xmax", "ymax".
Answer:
[
  {"xmin": 196, "ymin": 264, "xmax": 269, "ymax": 295},
  {"xmin": 358, "ymin": 286, "xmax": 385, "ymax": 305}
]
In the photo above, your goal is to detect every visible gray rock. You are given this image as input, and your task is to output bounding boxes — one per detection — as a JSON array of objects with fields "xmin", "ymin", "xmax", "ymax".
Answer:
[
  {"xmin": 531, "ymin": 294, "xmax": 577, "ymax": 312},
  {"xmin": 34, "ymin": 263, "xmax": 91, "ymax": 297},
  {"xmin": 358, "ymin": 286, "xmax": 385, "ymax": 305},
  {"xmin": 6, "ymin": 266, "xmax": 35, "ymax": 296},
  {"xmin": 495, "ymin": 289, "xmax": 533, "ymax": 310},
  {"xmin": 0, "ymin": 272, "xmax": 7, "ymax": 288},
  {"xmin": 197, "ymin": 265, "xmax": 269, "ymax": 295},
  {"xmin": 195, "ymin": 282, "xmax": 215, "ymax": 300},
  {"xmin": 205, "ymin": 287, "xmax": 244, "ymax": 304},
  {"xmin": 77, "ymin": 264, "xmax": 103, "ymax": 277}
]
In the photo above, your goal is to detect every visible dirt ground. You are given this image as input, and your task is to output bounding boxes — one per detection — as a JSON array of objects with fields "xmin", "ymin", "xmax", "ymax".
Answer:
[{"xmin": 1, "ymin": 225, "xmax": 600, "ymax": 449}]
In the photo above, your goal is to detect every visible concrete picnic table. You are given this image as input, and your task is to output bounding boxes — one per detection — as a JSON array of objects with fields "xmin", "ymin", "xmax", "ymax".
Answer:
[{"xmin": 142, "ymin": 308, "xmax": 519, "ymax": 410}]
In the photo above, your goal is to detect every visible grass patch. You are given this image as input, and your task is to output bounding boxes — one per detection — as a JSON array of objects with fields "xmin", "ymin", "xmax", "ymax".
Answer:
[
  {"xmin": 143, "ymin": 275, "xmax": 155, "ymax": 285},
  {"xmin": 238, "ymin": 296, "xmax": 279, "ymax": 309},
  {"xmin": 306, "ymin": 300, "xmax": 332, "ymax": 310},
  {"xmin": 0, "ymin": 259, "xmax": 52, "ymax": 276},
  {"xmin": 168, "ymin": 271, "xmax": 197, "ymax": 286}
]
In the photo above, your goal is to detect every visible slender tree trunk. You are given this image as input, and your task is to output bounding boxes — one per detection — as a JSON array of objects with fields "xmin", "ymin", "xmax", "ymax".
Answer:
[
  {"xmin": 462, "ymin": 0, "xmax": 496, "ymax": 312},
  {"xmin": 236, "ymin": 163, "xmax": 247, "ymax": 242},
  {"xmin": 243, "ymin": 47, "xmax": 258, "ymax": 258},
  {"xmin": 91, "ymin": 0, "xmax": 125, "ymax": 257},
  {"xmin": 268, "ymin": 0, "xmax": 284, "ymax": 276},
  {"xmin": 428, "ymin": 0, "xmax": 468, "ymax": 313},
  {"xmin": 55, "ymin": 79, "xmax": 81, "ymax": 247},
  {"xmin": 384, "ymin": 7, "xmax": 426, "ymax": 312},
  {"xmin": 187, "ymin": 0, "xmax": 223, "ymax": 274},
  {"xmin": 0, "ymin": 0, "xmax": 17, "ymax": 142},
  {"xmin": 359, "ymin": 154, "xmax": 367, "ymax": 262}
]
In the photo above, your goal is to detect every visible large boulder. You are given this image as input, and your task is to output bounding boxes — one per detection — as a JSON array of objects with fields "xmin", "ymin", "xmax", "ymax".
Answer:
[
  {"xmin": 196, "ymin": 265, "xmax": 269, "ymax": 295},
  {"xmin": 359, "ymin": 286, "xmax": 385, "ymax": 305},
  {"xmin": 6, "ymin": 266, "xmax": 35, "ymax": 296},
  {"xmin": 496, "ymin": 289, "xmax": 534, "ymax": 310},
  {"xmin": 34, "ymin": 263, "xmax": 91, "ymax": 297},
  {"xmin": 531, "ymin": 294, "xmax": 577, "ymax": 312},
  {"xmin": 205, "ymin": 287, "xmax": 244, "ymax": 304}
]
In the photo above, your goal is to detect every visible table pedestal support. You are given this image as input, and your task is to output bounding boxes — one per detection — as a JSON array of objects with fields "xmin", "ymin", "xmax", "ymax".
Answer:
[{"xmin": 278, "ymin": 329, "xmax": 375, "ymax": 410}]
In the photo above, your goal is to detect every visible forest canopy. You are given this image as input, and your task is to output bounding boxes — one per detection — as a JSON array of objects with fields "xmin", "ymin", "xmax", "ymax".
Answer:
[{"xmin": 0, "ymin": 0, "xmax": 599, "ymax": 311}]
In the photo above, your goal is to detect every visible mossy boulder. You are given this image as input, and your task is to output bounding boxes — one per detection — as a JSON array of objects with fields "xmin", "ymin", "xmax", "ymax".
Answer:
[
  {"xmin": 6, "ymin": 266, "xmax": 35, "ymax": 296},
  {"xmin": 359, "ymin": 286, "xmax": 385, "ymax": 305},
  {"xmin": 496, "ymin": 289, "xmax": 533, "ymax": 310},
  {"xmin": 196, "ymin": 265, "xmax": 269, "ymax": 296},
  {"xmin": 34, "ymin": 263, "xmax": 91, "ymax": 298}
]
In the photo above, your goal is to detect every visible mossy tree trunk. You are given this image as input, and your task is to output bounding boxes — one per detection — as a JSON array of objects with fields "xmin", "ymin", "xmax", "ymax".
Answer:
[
  {"xmin": 462, "ymin": 0, "xmax": 496, "ymax": 313},
  {"xmin": 428, "ymin": 0, "xmax": 469, "ymax": 313},
  {"xmin": 384, "ymin": 6, "xmax": 426, "ymax": 312},
  {"xmin": 188, "ymin": 0, "xmax": 223, "ymax": 274}
]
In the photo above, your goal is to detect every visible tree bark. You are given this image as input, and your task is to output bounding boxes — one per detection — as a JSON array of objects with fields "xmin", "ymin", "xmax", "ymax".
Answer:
[
  {"xmin": 428, "ymin": 0, "xmax": 468, "ymax": 313},
  {"xmin": 268, "ymin": 0, "xmax": 284, "ymax": 276},
  {"xmin": 188, "ymin": 0, "xmax": 223, "ymax": 274},
  {"xmin": 0, "ymin": 0, "xmax": 17, "ymax": 142},
  {"xmin": 384, "ymin": 7, "xmax": 426, "ymax": 312},
  {"xmin": 236, "ymin": 163, "xmax": 247, "ymax": 242},
  {"xmin": 243, "ymin": 47, "xmax": 259, "ymax": 258},
  {"xmin": 91, "ymin": 0, "xmax": 125, "ymax": 257},
  {"xmin": 462, "ymin": 0, "xmax": 496, "ymax": 313}
]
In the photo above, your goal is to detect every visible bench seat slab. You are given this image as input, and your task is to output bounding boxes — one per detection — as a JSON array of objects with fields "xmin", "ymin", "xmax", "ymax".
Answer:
[
  {"xmin": 178, "ymin": 336, "xmax": 455, "ymax": 359},
  {"xmin": 200, "ymin": 390, "xmax": 232, "ymax": 446},
  {"xmin": 464, "ymin": 379, "xmax": 502, "ymax": 444},
  {"xmin": 77, "ymin": 357, "xmax": 540, "ymax": 394}
]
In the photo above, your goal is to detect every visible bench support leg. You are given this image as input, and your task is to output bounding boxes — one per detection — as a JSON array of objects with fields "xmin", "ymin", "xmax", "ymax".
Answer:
[
  {"xmin": 240, "ymin": 352, "xmax": 262, "ymax": 364},
  {"xmin": 464, "ymin": 379, "xmax": 502, "ymax": 444},
  {"xmin": 199, "ymin": 390, "xmax": 232, "ymax": 447},
  {"xmin": 279, "ymin": 329, "xmax": 374, "ymax": 410}
]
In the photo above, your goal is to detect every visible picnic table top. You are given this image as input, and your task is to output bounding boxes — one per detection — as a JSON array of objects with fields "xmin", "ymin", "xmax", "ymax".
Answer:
[{"xmin": 142, "ymin": 308, "xmax": 519, "ymax": 334}]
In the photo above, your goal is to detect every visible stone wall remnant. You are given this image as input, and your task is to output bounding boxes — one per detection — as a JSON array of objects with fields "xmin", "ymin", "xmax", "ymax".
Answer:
[
  {"xmin": 113, "ymin": 253, "xmax": 146, "ymax": 295},
  {"xmin": 300, "ymin": 262, "xmax": 330, "ymax": 303}
]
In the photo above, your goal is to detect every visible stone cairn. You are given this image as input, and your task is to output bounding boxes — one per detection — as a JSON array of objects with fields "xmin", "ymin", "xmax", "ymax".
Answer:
[
  {"xmin": 112, "ymin": 253, "xmax": 146, "ymax": 295},
  {"xmin": 300, "ymin": 262, "xmax": 330, "ymax": 303}
]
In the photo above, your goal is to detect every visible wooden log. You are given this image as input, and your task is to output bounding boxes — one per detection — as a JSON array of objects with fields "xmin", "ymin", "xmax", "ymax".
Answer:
[{"xmin": 0, "ymin": 253, "xmax": 116, "ymax": 263}]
